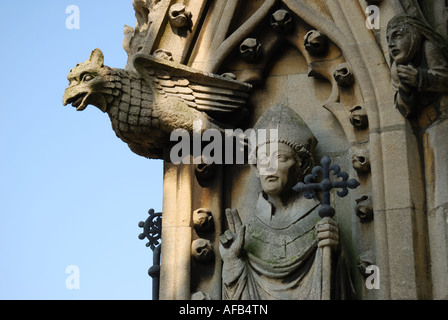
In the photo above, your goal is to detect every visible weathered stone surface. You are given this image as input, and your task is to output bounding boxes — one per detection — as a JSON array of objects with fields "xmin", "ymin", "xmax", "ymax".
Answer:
[
  {"xmin": 63, "ymin": 49, "xmax": 252, "ymax": 159},
  {"xmin": 63, "ymin": 0, "xmax": 448, "ymax": 301}
]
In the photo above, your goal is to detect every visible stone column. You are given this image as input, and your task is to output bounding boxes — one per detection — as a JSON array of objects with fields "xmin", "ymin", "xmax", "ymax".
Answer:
[
  {"xmin": 424, "ymin": 118, "xmax": 448, "ymax": 300},
  {"xmin": 159, "ymin": 162, "xmax": 193, "ymax": 300}
]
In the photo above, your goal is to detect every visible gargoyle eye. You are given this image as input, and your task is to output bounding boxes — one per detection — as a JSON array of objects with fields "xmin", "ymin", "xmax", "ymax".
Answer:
[{"xmin": 82, "ymin": 73, "xmax": 94, "ymax": 82}]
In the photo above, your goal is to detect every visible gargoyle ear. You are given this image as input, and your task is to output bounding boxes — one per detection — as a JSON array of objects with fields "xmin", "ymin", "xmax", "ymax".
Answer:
[{"xmin": 89, "ymin": 48, "xmax": 104, "ymax": 66}]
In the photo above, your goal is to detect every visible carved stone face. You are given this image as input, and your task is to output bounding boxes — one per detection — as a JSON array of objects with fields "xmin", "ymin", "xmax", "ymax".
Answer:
[
  {"xmin": 63, "ymin": 49, "xmax": 112, "ymax": 112},
  {"xmin": 257, "ymin": 143, "xmax": 301, "ymax": 197},
  {"xmin": 387, "ymin": 25, "xmax": 421, "ymax": 65}
]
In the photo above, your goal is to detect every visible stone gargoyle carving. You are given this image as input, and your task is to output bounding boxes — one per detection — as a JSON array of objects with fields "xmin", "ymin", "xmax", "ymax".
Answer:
[
  {"xmin": 63, "ymin": 49, "xmax": 252, "ymax": 159},
  {"xmin": 387, "ymin": 14, "xmax": 448, "ymax": 118}
]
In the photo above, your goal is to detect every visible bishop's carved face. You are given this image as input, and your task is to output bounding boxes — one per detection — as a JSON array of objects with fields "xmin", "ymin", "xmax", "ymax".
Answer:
[
  {"xmin": 387, "ymin": 24, "xmax": 421, "ymax": 65},
  {"xmin": 256, "ymin": 143, "xmax": 302, "ymax": 197}
]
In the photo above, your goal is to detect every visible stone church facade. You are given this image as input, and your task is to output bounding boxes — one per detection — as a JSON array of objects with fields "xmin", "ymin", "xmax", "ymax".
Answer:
[{"xmin": 64, "ymin": 0, "xmax": 448, "ymax": 300}]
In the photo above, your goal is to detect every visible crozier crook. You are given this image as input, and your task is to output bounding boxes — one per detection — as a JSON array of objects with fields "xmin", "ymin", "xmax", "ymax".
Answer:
[{"xmin": 293, "ymin": 156, "xmax": 360, "ymax": 299}]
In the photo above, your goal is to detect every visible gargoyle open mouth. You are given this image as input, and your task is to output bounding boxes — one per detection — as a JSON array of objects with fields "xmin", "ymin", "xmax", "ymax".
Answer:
[{"xmin": 66, "ymin": 93, "xmax": 89, "ymax": 111}]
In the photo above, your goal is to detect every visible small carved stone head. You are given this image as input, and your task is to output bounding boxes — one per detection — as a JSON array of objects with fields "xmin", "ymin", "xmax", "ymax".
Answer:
[
  {"xmin": 169, "ymin": 3, "xmax": 192, "ymax": 28},
  {"xmin": 355, "ymin": 195, "xmax": 373, "ymax": 222},
  {"xmin": 351, "ymin": 147, "xmax": 371, "ymax": 174},
  {"xmin": 349, "ymin": 106, "xmax": 369, "ymax": 129},
  {"xmin": 153, "ymin": 49, "xmax": 174, "ymax": 61},
  {"xmin": 193, "ymin": 208, "xmax": 214, "ymax": 233},
  {"xmin": 240, "ymin": 38, "xmax": 262, "ymax": 62},
  {"xmin": 191, "ymin": 239, "xmax": 214, "ymax": 263},
  {"xmin": 304, "ymin": 30, "xmax": 328, "ymax": 55},
  {"xmin": 270, "ymin": 9, "xmax": 294, "ymax": 33},
  {"xmin": 333, "ymin": 63, "xmax": 354, "ymax": 87}
]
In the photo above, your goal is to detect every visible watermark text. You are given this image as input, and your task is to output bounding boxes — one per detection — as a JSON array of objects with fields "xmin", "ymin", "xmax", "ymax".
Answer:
[
  {"xmin": 366, "ymin": 5, "xmax": 380, "ymax": 30},
  {"xmin": 65, "ymin": 265, "xmax": 80, "ymax": 290},
  {"xmin": 66, "ymin": 5, "xmax": 80, "ymax": 30},
  {"xmin": 365, "ymin": 265, "xmax": 380, "ymax": 290},
  {"xmin": 170, "ymin": 120, "xmax": 279, "ymax": 175}
]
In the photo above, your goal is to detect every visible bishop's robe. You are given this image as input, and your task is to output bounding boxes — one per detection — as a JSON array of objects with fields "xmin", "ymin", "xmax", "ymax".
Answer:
[{"xmin": 223, "ymin": 192, "xmax": 351, "ymax": 300}]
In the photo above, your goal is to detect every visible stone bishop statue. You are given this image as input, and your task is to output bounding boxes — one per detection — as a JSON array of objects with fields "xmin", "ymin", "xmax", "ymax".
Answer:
[{"xmin": 219, "ymin": 105, "xmax": 352, "ymax": 300}]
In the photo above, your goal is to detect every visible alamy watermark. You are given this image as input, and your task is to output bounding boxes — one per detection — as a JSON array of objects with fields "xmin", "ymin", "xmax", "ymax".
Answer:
[
  {"xmin": 65, "ymin": 265, "xmax": 80, "ymax": 290},
  {"xmin": 64, "ymin": 4, "xmax": 379, "ymax": 33},
  {"xmin": 170, "ymin": 120, "xmax": 279, "ymax": 175},
  {"xmin": 366, "ymin": 5, "xmax": 380, "ymax": 30},
  {"xmin": 66, "ymin": 5, "xmax": 80, "ymax": 30},
  {"xmin": 365, "ymin": 265, "xmax": 380, "ymax": 290}
]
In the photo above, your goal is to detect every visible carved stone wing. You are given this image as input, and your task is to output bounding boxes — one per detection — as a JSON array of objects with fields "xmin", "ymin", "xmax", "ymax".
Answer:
[{"xmin": 133, "ymin": 54, "xmax": 252, "ymax": 120}]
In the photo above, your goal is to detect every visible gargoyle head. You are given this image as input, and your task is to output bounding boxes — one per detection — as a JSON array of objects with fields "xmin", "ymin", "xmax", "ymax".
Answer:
[{"xmin": 63, "ymin": 48, "xmax": 112, "ymax": 112}]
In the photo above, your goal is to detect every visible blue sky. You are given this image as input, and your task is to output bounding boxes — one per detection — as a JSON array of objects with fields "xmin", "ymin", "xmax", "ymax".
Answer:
[{"xmin": 0, "ymin": 1, "xmax": 163, "ymax": 299}]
